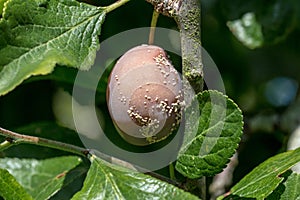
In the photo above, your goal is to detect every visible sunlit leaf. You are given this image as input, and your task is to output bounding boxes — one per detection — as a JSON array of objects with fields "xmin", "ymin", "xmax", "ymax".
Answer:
[
  {"xmin": 176, "ymin": 90, "xmax": 243, "ymax": 178},
  {"xmin": 72, "ymin": 154, "xmax": 199, "ymax": 200},
  {"xmin": 0, "ymin": 0, "xmax": 105, "ymax": 96},
  {"xmin": 0, "ymin": 156, "xmax": 81, "ymax": 200},
  {"xmin": 0, "ymin": 168, "xmax": 33, "ymax": 200},
  {"xmin": 266, "ymin": 171, "xmax": 300, "ymax": 200},
  {"xmin": 221, "ymin": 148, "xmax": 300, "ymax": 200}
]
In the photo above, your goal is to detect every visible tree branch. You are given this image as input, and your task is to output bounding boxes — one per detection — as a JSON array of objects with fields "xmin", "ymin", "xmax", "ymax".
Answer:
[
  {"xmin": 146, "ymin": 0, "xmax": 203, "ymax": 93},
  {"xmin": 0, "ymin": 127, "xmax": 90, "ymax": 157},
  {"xmin": 0, "ymin": 126, "xmax": 182, "ymax": 188},
  {"xmin": 176, "ymin": 0, "xmax": 203, "ymax": 94}
]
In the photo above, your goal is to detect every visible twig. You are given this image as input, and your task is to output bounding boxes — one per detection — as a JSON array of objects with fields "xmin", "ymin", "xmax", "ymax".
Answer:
[
  {"xmin": 198, "ymin": 177, "xmax": 206, "ymax": 200},
  {"xmin": 105, "ymin": 0, "xmax": 131, "ymax": 13},
  {"xmin": 0, "ymin": 127, "xmax": 90, "ymax": 157},
  {"xmin": 0, "ymin": 127, "xmax": 182, "ymax": 188}
]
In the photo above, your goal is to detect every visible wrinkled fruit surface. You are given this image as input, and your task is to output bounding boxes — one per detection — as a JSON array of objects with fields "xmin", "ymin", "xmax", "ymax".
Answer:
[{"xmin": 107, "ymin": 44, "xmax": 184, "ymax": 146}]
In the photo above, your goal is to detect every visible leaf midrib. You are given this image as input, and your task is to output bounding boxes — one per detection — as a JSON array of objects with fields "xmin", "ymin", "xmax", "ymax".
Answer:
[
  {"xmin": 95, "ymin": 158, "xmax": 126, "ymax": 200},
  {"xmin": 180, "ymin": 109, "xmax": 238, "ymax": 155}
]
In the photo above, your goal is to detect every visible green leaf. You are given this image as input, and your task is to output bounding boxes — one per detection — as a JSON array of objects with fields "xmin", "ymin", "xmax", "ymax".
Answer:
[
  {"xmin": 0, "ymin": 156, "xmax": 82, "ymax": 200},
  {"xmin": 50, "ymin": 162, "xmax": 88, "ymax": 200},
  {"xmin": 0, "ymin": 0, "xmax": 105, "ymax": 96},
  {"xmin": 279, "ymin": 172, "xmax": 300, "ymax": 200},
  {"xmin": 72, "ymin": 154, "xmax": 199, "ymax": 200},
  {"xmin": 267, "ymin": 171, "xmax": 300, "ymax": 200},
  {"xmin": 227, "ymin": 12, "xmax": 263, "ymax": 49},
  {"xmin": 225, "ymin": 0, "xmax": 297, "ymax": 49},
  {"xmin": 225, "ymin": 148, "xmax": 300, "ymax": 200},
  {"xmin": 176, "ymin": 90, "xmax": 243, "ymax": 178},
  {"xmin": 0, "ymin": 168, "xmax": 33, "ymax": 200}
]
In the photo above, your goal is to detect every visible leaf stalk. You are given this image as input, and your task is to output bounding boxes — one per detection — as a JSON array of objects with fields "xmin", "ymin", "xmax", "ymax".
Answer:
[
  {"xmin": 105, "ymin": 0, "xmax": 131, "ymax": 13},
  {"xmin": 169, "ymin": 163, "xmax": 176, "ymax": 180}
]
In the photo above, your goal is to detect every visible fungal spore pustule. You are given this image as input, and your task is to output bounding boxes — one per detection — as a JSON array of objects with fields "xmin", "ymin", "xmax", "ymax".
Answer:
[{"xmin": 107, "ymin": 44, "xmax": 184, "ymax": 146}]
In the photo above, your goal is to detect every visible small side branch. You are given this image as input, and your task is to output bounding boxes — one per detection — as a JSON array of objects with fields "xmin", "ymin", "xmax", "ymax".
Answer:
[
  {"xmin": 105, "ymin": 0, "xmax": 131, "ymax": 13},
  {"xmin": 0, "ymin": 127, "xmax": 90, "ymax": 157}
]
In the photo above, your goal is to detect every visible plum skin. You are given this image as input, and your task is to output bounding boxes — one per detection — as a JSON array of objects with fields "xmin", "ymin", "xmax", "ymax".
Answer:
[{"xmin": 107, "ymin": 44, "xmax": 184, "ymax": 146}]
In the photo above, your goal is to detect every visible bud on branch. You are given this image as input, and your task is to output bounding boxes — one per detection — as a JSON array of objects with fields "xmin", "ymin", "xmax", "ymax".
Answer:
[{"xmin": 145, "ymin": 0, "xmax": 182, "ymax": 17}]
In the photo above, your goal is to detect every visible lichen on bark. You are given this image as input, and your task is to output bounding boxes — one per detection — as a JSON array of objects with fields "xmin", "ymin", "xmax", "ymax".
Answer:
[{"xmin": 176, "ymin": 0, "xmax": 203, "ymax": 94}]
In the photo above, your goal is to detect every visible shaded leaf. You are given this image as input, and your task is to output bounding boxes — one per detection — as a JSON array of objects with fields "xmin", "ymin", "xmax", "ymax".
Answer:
[
  {"xmin": 72, "ymin": 154, "xmax": 199, "ymax": 200},
  {"xmin": 49, "ymin": 162, "xmax": 89, "ymax": 200},
  {"xmin": 0, "ymin": 168, "xmax": 33, "ymax": 200},
  {"xmin": 227, "ymin": 12, "xmax": 263, "ymax": 49},
  {"xmin": 225, "ymin": 0, "xmax": 297, "ymax": 49},
  {"xmin": 258, "ymin": 0, "xmax": 296, "ymax": 44},
  {"xmin": 223, "ymin": 148, "xmax": 300, "ymax": 200},
  {"xmin": 0, "ymin": 0, "xmax": 105, "ymax": 96},
  {"xmin": 0, "ymin": 156, "xmax": 81, "ymax": 200},
  {"xmin": 220, "ymin": 0, "xmax": 261, "ymax": 20},
  {"xmin": 266, "ymin": 171, "xmax": 300, "ymax": 200},
  {"xmin": 279, "ymin": 172, "xmax": 300, "ymax": 200},
  {"xmin": 281, "ymin": 96, "xmax": 300, "ymax": 133},
  {"xmin": 26, "ymin": 64, "xmax": 109, "ymax": 96},
  {"xmin": 176, "ymin": 90, "xmax": 243, "ymax": 178}
]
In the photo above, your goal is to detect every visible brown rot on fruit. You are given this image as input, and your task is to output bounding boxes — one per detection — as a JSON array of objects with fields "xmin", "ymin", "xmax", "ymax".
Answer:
[{"xmin": 107, "ymin": 44, "xmax": 184, "ymax": 146}]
